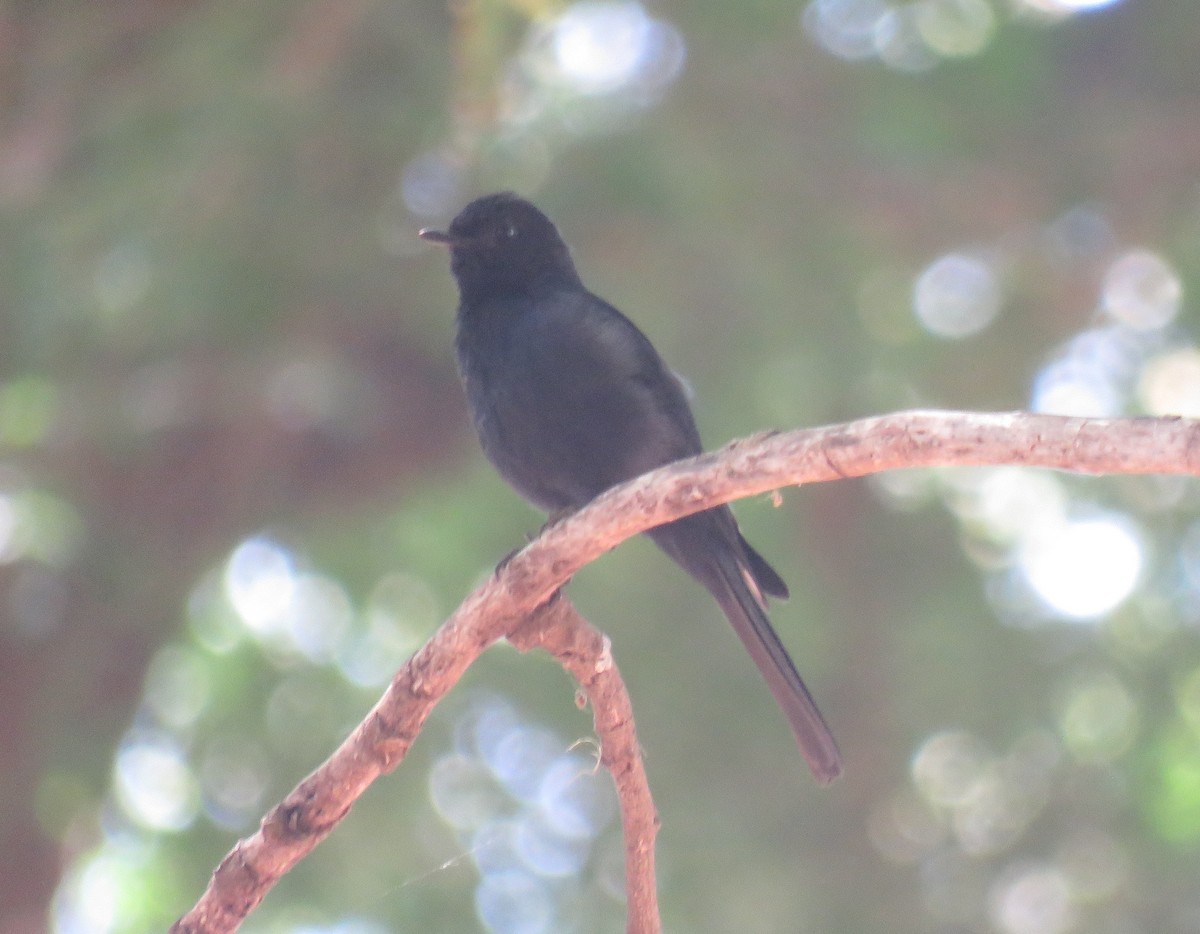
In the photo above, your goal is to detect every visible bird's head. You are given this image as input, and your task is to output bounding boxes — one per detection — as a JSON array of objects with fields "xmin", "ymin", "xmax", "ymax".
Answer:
[{"xmin": 420, "ymin": 193, "xmax": 581, "ymax": 300}]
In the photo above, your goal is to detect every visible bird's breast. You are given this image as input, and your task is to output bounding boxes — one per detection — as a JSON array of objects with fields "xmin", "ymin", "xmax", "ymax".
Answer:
[{"xmin": 454, "ymin": 297, "xmax": 699, "ymax": 512}]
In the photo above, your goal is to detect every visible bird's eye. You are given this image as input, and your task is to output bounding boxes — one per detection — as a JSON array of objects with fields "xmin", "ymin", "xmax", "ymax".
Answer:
[{"xmin": 505, "ymin": 224, "xmax": 518, "ymax": 239}]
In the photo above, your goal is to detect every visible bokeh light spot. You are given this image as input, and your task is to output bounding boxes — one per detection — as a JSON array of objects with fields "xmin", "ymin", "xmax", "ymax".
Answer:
[
  {"xmin": 873, "ymin": 7, "xmax": 939, "ymax": 72},
  {"xmin": 912, "ymin": 730, "xmax": 991, "ymax": 807},
  {"xmin": 513, "ymin": 812, "xmax": 590, "ymax": 877},
  {"xmin": 804, "ymin": 0, "xmax": 1001, "ymax": 68},
  {"xmin": 114, "ymin": 733, "xmax": 199, "ymax": 832},
  {"xmin": 199, "ymin": 737, "xmax": 271, "ymax": 831},
  {"xmin": 224, "ymin": 536, "xmax": 297, "ymax": 634},
  {"xmin": 430, "ymin": 754, "xmax": 510, "ymax": 832},
  {"xmin": 959, "ymin": 468, "xmax": 1067, "ymax": 547},
  {"xmin": 1056, "ymin": 670, "xmax": 1138, "ymax": 763},
  {"xmin": 1030, "ymin": 358, "xmax": 1122, "ymax": 417},
  {"xmin": 221, "ymin": 539, "xmax": 352, "ymax": 663},
  {"xmin": 913, "ymin": 252, "xmax": 1002, "ymax": 339},
  {"xmin": 433, "ymin": 697, "xmax": 617, "ymax": 927},
  {"xmin": 868, "ymin": 789, "xmax": 945, "ymax": 864},
  {"xmin": 911, "ymin": 729, "xmax": 1059, "ymax": 859},
  {"xmin": 143, "ymin": 645, "xmax": 212, "ymax": 731},
  {"xmin": 401, "ymin": 150, "xmax": 465, "ymax": 219},
  {"xmin": 187, "ymin": 570, "xmax": 244, "ymax": 654},
  {"xmin": 0, "ymin": 376, "xmax": 58, "ymax": 448},
  {"xmin": 1175, "ymin": 664, "xmax": 1200, "ymax": 735},
  {"xmin": 1102, "ymin": 249, "xmax": 1182, "ymax": 331},
  {"xmin": 339, "ymin": 572, "xmax": 430, "ymax": 688},
  {"xmin": 1028, "ymin": 324, "xmax": 1156, "ymax": 417},
  {"xmin": 1177, "ymin": 519, "xmax": 1200, "ymax": 597},
  {"xmin": 0, "ymin": 488, "xmax": 83, "ymax": 567},
  {"xmin": 538, "ymin": 756, "xmax": 615, "ymax": 839},
  {"xmin": 472, "ymin": 820, "xmax": 525, "ymax": 878},
  {"xmin": 1014, "ymin": 0, "xmax": 1126, "ymax": 15},
  {"xmin": 1138, "ymin": 346, "xmax": 1200, "ymax": 417},
  {"xmin": 53, "ymin": 850, "xmax": 129, "ymax": 934},
  {"xmin": 0, "ymin": 494, "xmax": 18, "ymax": 562},
  {"xmin": 285, "ymin": 574, "xmax": 354, "ymax": 663},
  {"xmin": 915, "ymin": 0, "xmax": 995, "ymax": 58},
  {"xmin": 533, "ymin": 1, "xmax": 685, "ymax": 101},
  {"xmin": 802, "ymin": 0, "xmax": 888, "ymax": 62},
  {"xmin": 1042, "ymin": 204, "xmax": 1116, "ymax": 264},
  {"xmin": 553, "ymin": 2, "xmax": 653, "ymax": 94},
  {"xmin": 475, "ymin": 870, "xmax": 554, "ymax": 934},
  {"xmin": 1148, "ymin": 728, "xmax": 1200, "ymax": 845},
  {"xmin": 487, "ymin": 727, "xmax": 566, "ymax": 802},
  {"xmin": 1018, "ymin": 515, "xmax": 1142, "ymax": 620},
  {"xmin": 988, "ymin": 864, "xmax": 1075, "ymax": 934}
]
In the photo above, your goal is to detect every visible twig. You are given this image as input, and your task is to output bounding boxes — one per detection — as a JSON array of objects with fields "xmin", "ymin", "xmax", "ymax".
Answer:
[
  {"xmin": 171, "ymin": 410, "xmax": 1200, "ymax": 933},
  {"xmin": 508, "ymin": 597, "xmax": 661, "ymax": 934}
]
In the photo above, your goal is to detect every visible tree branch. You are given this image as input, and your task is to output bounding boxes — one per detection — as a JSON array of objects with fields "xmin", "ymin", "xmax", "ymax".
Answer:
[
  {"xmin": 507, "ymin": 597, "xmax": 660, "ymax": 934},
  {"xmin": 171, "ymin": 410, "xmax": 1200, "ymax": 933}
]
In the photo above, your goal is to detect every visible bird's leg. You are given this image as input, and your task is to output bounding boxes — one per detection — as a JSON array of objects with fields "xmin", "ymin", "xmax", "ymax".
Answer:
[
  {"xmin": 540, "ymin": 506, "xmax": 576, "ymax": 532},
  {"xmin": 493, "ymin": 507, "xmax": 578, "ymax": 575}
]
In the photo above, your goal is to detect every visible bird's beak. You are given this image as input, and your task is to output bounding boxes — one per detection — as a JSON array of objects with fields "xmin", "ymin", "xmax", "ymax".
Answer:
[{"xmin": 418, "ymin": 227, "xmax": 456, "ymax": 246}]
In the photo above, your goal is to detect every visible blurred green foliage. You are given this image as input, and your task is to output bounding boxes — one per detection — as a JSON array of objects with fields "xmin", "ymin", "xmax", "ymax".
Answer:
[{"xmin": 3, "ymin": 1, "xmax": 1200, "ymax": 932}]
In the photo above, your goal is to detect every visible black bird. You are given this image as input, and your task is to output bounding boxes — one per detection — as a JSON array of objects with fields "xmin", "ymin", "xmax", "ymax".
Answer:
[{"xmin": 421, "ymin": 193, "xmax": 841, "ymax": 784}]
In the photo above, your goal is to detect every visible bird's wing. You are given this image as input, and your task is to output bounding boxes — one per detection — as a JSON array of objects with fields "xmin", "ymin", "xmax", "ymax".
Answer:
[{"xmin": 515, "ymin": 290, "xmax": 703, "ymax": 490}]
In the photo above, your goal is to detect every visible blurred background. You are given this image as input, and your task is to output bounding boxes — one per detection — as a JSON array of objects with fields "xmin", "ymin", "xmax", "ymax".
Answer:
[{"xmin": 2, "ymin": 0, "xmax": 1200, "ymax": 931}]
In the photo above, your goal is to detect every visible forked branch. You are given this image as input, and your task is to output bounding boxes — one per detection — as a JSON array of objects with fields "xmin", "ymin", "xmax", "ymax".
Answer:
[{"xmin": 172, "ymin": 410, "xmax": 1200, "ymax": 934}]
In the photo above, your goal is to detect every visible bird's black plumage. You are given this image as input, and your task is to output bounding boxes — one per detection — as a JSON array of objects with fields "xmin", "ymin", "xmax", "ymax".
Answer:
[{"xmin": 421, "ymin": 193, "xmax": 841, "ymax": 784}]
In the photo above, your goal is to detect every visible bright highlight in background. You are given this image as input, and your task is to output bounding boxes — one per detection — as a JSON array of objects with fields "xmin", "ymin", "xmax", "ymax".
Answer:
[
  {"xmin": 398, "ymin": 1, "xmax": 685, "ymax": 224},
  {"xmin": 1014, "ymin": 0, "xmax": 1125, "ymax": 13},
  {"xmin": 551, "ymin": 1, "xmax": 682, "ymax": 96},
  {"xmin": 804, "ymin": 0, "xmax": 1128, "ymax": 70},
  {"xmin": 988, "ymin": 864, "xmax": 1075, "ymax": 934},
  {"xmin": 915, "ymin": 0, "xmax": 994, "ymax": 58},
  {"xmin": 1139, "ymin": 347, "xmax": 1200, "ymax": 417},
  {"xmin": 804, "ymin": 0, "xmax": 1005, "ymax": 71},
  {"xmin": 222, "ymin": 536, "xmax": 355, "ymax": 663},
  {"xmin": 114, "ymin": 733, "xmax": 199, "ymax": 831},
  {"xmin": 527, "ymin": 0, "xmax": 685, "ymax": 105},
  {"xmin": 1019, "ymin": 516, "xmax": 1143, "ymax": 620},
  {"xmin": 224, "ymin": 536, "xmax": 296, "ymax": 633},
  {"xmin": 430, "ymin": 696, "xmax": 617, "ymax": 933},
  {"xmin": 913, "ymin": 252, "xmax": 1002, "ymax": 338},
  {"xmin": 1102, "ymin": 249, "xmax": 1182, "ymax": 330}
]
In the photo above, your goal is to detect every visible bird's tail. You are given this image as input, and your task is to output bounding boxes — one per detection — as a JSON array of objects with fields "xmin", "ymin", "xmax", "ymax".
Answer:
[
  {"xmin": 649, "ymin": 514, "xmax": 843, "ymax": 784},
  {"xmin": 710, "ymin": 547, "xmax": 843, "ymax": 785}
]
